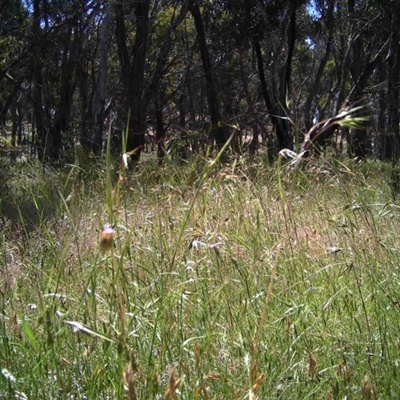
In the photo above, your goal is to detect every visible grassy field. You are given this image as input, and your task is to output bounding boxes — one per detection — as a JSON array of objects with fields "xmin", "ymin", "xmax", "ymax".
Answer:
[{"xmin": 1, "ymin": 153, "xmax": 399, "ymax": 399}]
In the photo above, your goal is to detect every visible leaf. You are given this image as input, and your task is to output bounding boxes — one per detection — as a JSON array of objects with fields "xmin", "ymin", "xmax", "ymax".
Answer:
[
  {"xmin": 308, "ymin": 352, "xmax": 317, "ymax": 377},
  {"xmin": 21, "ymin": 319, "xmax": 40, "ymax": 353},
  {"xmin": 64, "ymin": 321, "xmax": 115, "ymax": 343}
]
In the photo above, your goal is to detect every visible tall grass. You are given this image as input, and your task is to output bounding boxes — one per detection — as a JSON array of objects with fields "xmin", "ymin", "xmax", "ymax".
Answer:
[{"xmin": 1, "ymin": 154, "xmax": 399, "ymax": 399}]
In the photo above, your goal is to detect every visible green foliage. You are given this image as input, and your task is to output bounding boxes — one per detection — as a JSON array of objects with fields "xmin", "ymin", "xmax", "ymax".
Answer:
[
  {"xmin": 0, "ymin": 0, "xmax": 28, "ymax": 36},
  {"xmin": 1, "ymin": 156, "xmax": 400, "ymax": 398}
]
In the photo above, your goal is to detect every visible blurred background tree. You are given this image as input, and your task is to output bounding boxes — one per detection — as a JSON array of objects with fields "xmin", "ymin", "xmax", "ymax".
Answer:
[{"xmin": 0, "ymin": 0, "xmax": 398, "ymax": 164}]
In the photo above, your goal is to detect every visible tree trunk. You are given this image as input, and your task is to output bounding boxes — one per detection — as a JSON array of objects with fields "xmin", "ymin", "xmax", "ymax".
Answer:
[
  {"xmin": 276, "ymin": 0, "xmax": 297, "ymax": 140},
  {"xmin": 238, "ymin": 52, "xmax": 272, "ymax": 157},
  {"xmin": 189, "ymin": 2, "xmax": 226, "ymax": 148},
  {"xmin": 32, "ymin": 0, "xmax": 46, "ymax": 160},
  {"xmin": 77, "ymin": 51, "xmax": 91, "ymax": 152},
  {"xmin": 251, "ymin": 0, "xmax": 298, "ymax": 151},
  {"xmin": 49, "ymin": 22, "xmax": 77, "ymax": 161},
  {"xmin": 386, "ymin": 3, "xmax": 400, "ymax": 160},
  {"xmin": 155, "ymin": 86, "xmax": 166, "ymax": 163},
  {"xmin": 90, "ymin": 2, "xmax": 114, "ymax": 154},
  {"xmin": 114, "ymin": 0, "xmax": 149, "ymax": 160},
  {"xmin": 376, "ymin": 59, "xmax": 389, "ymax": 159},
  {"xmin": 346, "ymin": 0, "xmax": 388, "ymax": 158},
  {"xmin": 304, "ymin": 0, "xmax": 334, "ymax": 131},
  {"xmin": 115, "ymin": 0, "xmax": 188, "ymax": 160},
  {"xmin": 253, "ymin": 34, "xmax": 291, "ymax": 150},
  {"xmin": 0, "ymin": 86, "xmax": 18, "ymax": 127}
]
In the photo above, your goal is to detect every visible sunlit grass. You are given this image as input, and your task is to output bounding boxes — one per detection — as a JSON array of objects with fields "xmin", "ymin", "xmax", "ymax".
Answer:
[{"xmin": 1, "ymin": 154, "xmax": 400, "ymax": 399}]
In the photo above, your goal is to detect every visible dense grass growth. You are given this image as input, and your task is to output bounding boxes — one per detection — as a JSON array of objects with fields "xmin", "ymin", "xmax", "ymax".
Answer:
[{"xmin": 1, "ymin": 154, "xmax": 399, "ymax": 399}]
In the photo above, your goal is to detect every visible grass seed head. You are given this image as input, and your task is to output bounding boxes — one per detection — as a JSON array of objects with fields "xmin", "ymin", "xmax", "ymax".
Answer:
[
  {"xmin": 252, "ymin": 373, "xmax": 266, "ymax": 393},
  {"xmin": 123, "ymin": 362, "xmax": 137, "ymax": 400},
  {"xmin": 164, "ymin": 367, "xmax": 182, "ymax": 400},
  {"xmin": 361, "ymin": 374, "xmax": 377, "ymax": 400}
]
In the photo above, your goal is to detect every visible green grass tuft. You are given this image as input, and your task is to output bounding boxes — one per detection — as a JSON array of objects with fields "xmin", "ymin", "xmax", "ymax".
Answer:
[{"xmin": 1, "ymin": 155, "xmax": 400, "ymax": 399}]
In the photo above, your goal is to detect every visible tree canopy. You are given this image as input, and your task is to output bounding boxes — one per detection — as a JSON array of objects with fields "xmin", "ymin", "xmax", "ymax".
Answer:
[{"xmin": 1, "ymin": 0, "xmax": 399, "ymax": 162}]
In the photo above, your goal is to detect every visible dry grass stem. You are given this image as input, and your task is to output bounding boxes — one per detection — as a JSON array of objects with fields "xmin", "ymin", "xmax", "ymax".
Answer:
[{"xmin": 164, "ymin": 367, "xmax": 182, "ymax": 400}]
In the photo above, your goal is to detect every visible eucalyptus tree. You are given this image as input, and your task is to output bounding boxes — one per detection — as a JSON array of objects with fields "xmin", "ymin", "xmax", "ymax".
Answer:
[
  {"xmin": 293, "ymin": 0, "xmax": 393, "ymax": 158},
  {"xmin": 77, "ymin": 0, "xmax": 109, "ymax": 155},
  {"xmin": 114, "ymin": 0, "xmax": 189, "ymax": 161},
  {"xmin": 188, "ymin": 1, "xmax": 227, "ymax": 148},
  {"xmin": 3, "ymin": 0, "xmax": 399, "ymax": 165},
  {"xmin": 221, "ymin": 0, "xmax": 308, "ymax": 151},
  {"xmin": 0, "ymin": 0, "xmax": 29, "ymax": 146},
  {"xmin": 29, "ymin": 0, "xmax": 104, "ymax": 161},
  {"xmin": 301, "ymin": 0, "xmax": 335, "ymax": 132},
  {"xmin": 380, "ymin": 0, "xmax": 400, "ymax": 160},
  {"xmin": 343, "ymin": 0, "xmax": 388, "ymax": 158}
]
